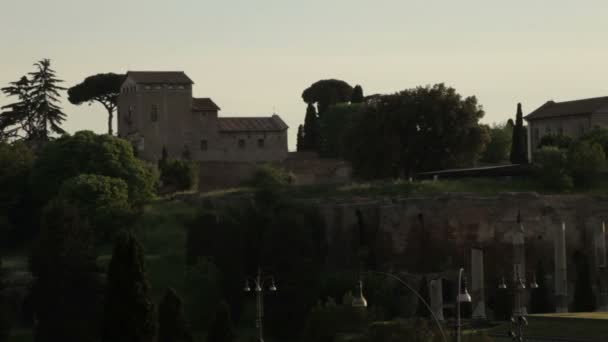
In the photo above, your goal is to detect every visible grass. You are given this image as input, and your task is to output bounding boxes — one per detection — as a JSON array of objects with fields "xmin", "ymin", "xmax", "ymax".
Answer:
[{"xmin": 486, "ymin": 314, "xmax": 608, "ymax": 340}]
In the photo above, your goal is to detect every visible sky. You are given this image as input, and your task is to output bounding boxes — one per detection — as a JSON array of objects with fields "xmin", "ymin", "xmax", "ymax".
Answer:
[{"xmin": 2, "ymin": 0, "xmax": 608, "ymax": 151}]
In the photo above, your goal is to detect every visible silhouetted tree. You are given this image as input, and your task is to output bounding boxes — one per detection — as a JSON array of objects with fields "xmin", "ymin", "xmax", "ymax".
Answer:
[
  {"xmin": 68, "ymin": 73, "xmax": 125, "ymax": 135},
  {"xmin": 573, "ymin": 252, "xmax": 596, "ymax": 312},
  {"xmin": 207, "ymin": 302, "xmax": 235, "ymax": 342},
  {"xmin": 296, "ymin": 125, "xmax": 304, "ymax": 152},
  {"xmin": 351, "ymin": 85, "xmax": 364, "ymax": 103},
  {"xmin": 303, "ymin": 103, "xmax": 319, "ymax": 151},
  {"xmin": 510, "ymin": 103, "xmax": 527, "ymax": 164},
  {"xmin": 0, "ymin": 258, "xmax": 11, "ymax": 342},
  {"xmin": 0, "ymin": 76, "xmax": 33, "ymax": 141},
  {"xmin": 302, "ymin": 79, "xmax": 353, "ymax": 115},
  {"xmin": 159, "ymin": 288, "xmax": 192, "ymax": 342},
  {"xmin": 102, "ymin": 231, "xmax": 157, "ymax": 342},
  {"xmin": 28, "ymin": 59, "xmax": 67, "ymax": 140},
  {"xmin": 29, "ymin": 202, "xmax": 103, "ymax": 342},
  {"xmin": 530, "ymin": 261, "xmax": 552, "ymax": 313}
]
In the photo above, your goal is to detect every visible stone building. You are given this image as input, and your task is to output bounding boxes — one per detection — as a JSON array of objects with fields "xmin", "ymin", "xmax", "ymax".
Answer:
[
  {"xmin": 117, "ymin": 71, "xmax": 288, "ymax": 163},
  {"xmin": 524, "ymin": 96, "xmax": 608, "ymax": 159}
]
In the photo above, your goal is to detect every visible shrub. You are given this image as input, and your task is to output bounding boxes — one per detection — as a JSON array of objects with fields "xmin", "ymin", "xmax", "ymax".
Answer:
[
  {"xmin": 568, "ymin": 140, "xmax": 606, "ymax": 187},
  {"xmin": 159, "ymin": 159, "xmax": 199, "ymax": 192},
  {"xmin": 481, "ymin": 123, "xmax": 512, "ymax": 163},
  {"xmin": 538, "ymin": 133, "xmax": 573, "ymax": 149},
  {"xmin": 31, "ymin": 131, "xmax": 157, "ymax": 205},
  {"xmin": 52, "ymin": 174, "xmax": 135, "ymax": 242},
  {"xmin": 245, "ymin": 164, "xmax": 293, "ymax": 189},
  {"xmin": 533, "ymin": 147, "xmax": 573, "ymax": 191}
]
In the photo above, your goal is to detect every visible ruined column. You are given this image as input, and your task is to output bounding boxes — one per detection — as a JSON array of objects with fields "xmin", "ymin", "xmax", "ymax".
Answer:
[
  {"xmin": 471, "ymin": 248, "xmax": 486, "ymax": 320},
  {"xmin": 595, "ymin": 222, "xmax": 608, "ymax": 311},
  {"xmin": 512, "ymin": 222, "xmax": 526, "ymax": 315},
  {"xmin": 429, "ymin": 279, "xmax": 445, "ymax": 321},
  {"xmin": 554, "ymin": 222, "xmax": 568, "ymax": 313}
]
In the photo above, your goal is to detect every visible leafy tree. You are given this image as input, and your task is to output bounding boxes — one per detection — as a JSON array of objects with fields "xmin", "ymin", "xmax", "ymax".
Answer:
[
  {"xmin": 28, "ymin": 59, "xmax": 67, "ymax": 140},
  {"xmin": 296, "ymin": 125, "xmax": 304, "ymax": 152},
  {"xmin": 102, "ymin": 231, "xmax": 157, "ymax": 342},
  {"xmin": 182, "ymin": 258, "xmax": 221, "ymax": 332},
  {"xmin": 29, "ymin": 202, "xmax": 104, "ymax": 342},
  {"xmin": 303, "ymin": 103, "xmax": 320, "ymax": 151},
  {"xmin": 54, "ymin": 174, "xmax": 135, "ymax": 242},
  {"xmin": 159, "ymin": 159, "xmax": 199, "ymax": 192},
  {"xmin": 533, "ymin": 146, "xmax": 573, "ymax": 191},
  {"xmin": 538, "ymin": 133, "xmax": 573, "ymax": 149},
  {"xmin": 30, "ymin": 130, "xmax": 157, "ymax": 205},
  {"xmin": 207, "ymin": 302, "xmax": 235, "ymax": 342},
  {"xmin": 344, "ymin": 84, "xmax": 489, "ymax": 179},
  {"xmin": 529, "ymin": 261, "xmax": 552, "ymax": 313},
  {"xmin": 302, "ymin": 79, "xmax": 354, "ymax": 115},
  {"xmin": 0, "ymin": 76, "xmax": 33, "ymax": 141},
  {"xmin": 0, "ymin": 141, "xmax": 35, "ymax": 245},
  {"xmin": 319, "ymin": 103, "xmax": 365, "ymax": 158},
  {"xmin": 351, "ymin": 85, "xmax": 364, "ymax": 104},
  {"xmin": 579, "ymin": 127, "xmax": 608, "ymax": 157},
  {"xmin": 68, "ymin": 73, "xmax": 125, "ymax": 135},
  {"xmin": 510, "ymin": 103, "xmax": 527, "ymax": 164},
  {"xmin": 158, "ymin": 288, "xmax": 192, "ymax": 342},
  {"xmin": 568, "ymin": 140, "xmax": 606, "ymax": 187},
  {"xmin": 480, "ymin": 123, "xmax": 512, "ymax": 163}
]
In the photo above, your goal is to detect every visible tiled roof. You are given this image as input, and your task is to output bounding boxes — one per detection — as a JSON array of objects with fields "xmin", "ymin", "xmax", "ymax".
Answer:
[
  {"xmin": 218, "ymin": 115, "xmax": 288, "ymax": 132},
  {"xmin": 193, "ymin": 98, "xmax": 220, "ymax": 111},
  {"xmin": 126, "ymin": 71, "xmax": 193, "ymax": 84},
  {"xmin": 525, "ymin": 96, "xmax": 608, "ymax": 120}
]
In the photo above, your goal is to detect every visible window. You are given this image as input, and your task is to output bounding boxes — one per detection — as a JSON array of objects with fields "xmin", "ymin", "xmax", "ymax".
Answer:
[
  {"xmin": 150, "ymin": 105, "xmax": 158, "ymax": 122},
  {"xmin": 200, "ymin": 140, "xmax": 208, "ymax": 151},
  {"xmin": 144, "ymin": 85, "xmax": 151, "ymax": 90},
  {"xmin": 258, "ymin": 138, "xmax": 265, "ymax": 148},
  {"xmin": 238, "ymin": 139, "xmax": 246, "ymax": 149},
  {"xmin": 545, "ymin": 126, "xmax": 551, "ymax": 134},
  {"xmin": 154, "ymin": 85, "xmax": 162, "ymax": 90},
  {"xmin": 178, "ymin": 85, "xmax": 185, "ymax": 90}
]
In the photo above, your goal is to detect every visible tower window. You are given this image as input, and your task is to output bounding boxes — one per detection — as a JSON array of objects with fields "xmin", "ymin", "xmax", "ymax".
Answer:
[
  {"xmin": 238, "ymin": 139, "xmax": 246, "ymax": 149},
  {"xmin": 150, "ymin": 105, "xmax": 159, "ymax": 122},
  {"xmin": 200, "ymin": 140, "xmax": 208, "ymax": 151},
  {"xmin": 258, "ymin": 139, "xmax": 265, "ymax": 148}
]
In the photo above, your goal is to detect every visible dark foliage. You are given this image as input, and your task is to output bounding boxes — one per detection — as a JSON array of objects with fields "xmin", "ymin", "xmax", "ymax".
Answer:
[
  {"xmin": 159, "ymin": 159, "xmax": 199, "ymax": 192},
  {"xmin": 319, "ymin": 103, "xmax": 365, "ymax": 158},
  {"xmin": 302, "ymin": 103, "xmax": 320, "ymax": 151},
  {"xmin": 158, "ymin": 288, "xmax": 192, "ymax": 342},
  {"xmin": 415, "ymin": 276, "xmax": 431, "ymax": 318},
  {"xmin": 0, "ymin": 259, "xmax": 11, "ymax": 342},
  {"xmin": 207, "ymin": 302, "xmax": 235, "ymax": 342},
  {"xmin": 0, "ymin": 77, "xmax": 32, "ymax": 141},
  {"xmin": 572, "ymin": 252, "xmax": 596, "ymax": 312},
  {"xmin": 302, "ymin": 79, "xmax": 354, "ymax": 115},
  {"xmin": 29, "ymin": 203, "xmax": 104, "ymax": 342},
  {"xmin": 568, "ymin": 140, "xmax": 606, "ymax": 187},
  {"xmin": 344, "ymin": 84, "xmax": 489, "ymax": 179},
  {"xmin": 351, "ymin": 85, "xmax": 364, "ymax": 104},
  {"xmin": 537, "ymin": 133, "xmax": 573, "ymax": 149},
  {"xmin": 296, "ymin": 125, "xmax": 304, "ymax": 152},
  {"xmin": 480, "ymin": 123, "xmax": 512, "ymax": 163},
  {"xmin": 510, "ymin": 103, "xmax": 527, "ymax": 164},
  {"xmin": 102, "ymin": 231, "xmax": 157, "ymax": 342},
  {"xmin": 30, "ymin": 130, "xmax": 157, "ymax": 205},
  {"xmin": 533, "ymin": 147, "xmax": 573, "ymax": 191},
  {"xmin": 68, "ymin": 73, "xmax": 125, "ymax": 135}
]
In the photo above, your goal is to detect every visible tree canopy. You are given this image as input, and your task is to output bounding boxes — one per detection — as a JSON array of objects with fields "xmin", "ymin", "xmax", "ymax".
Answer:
[
  {"xmin": 302, "ymin": 79, "xmax": 353, "ymax": 115},
  {"xmin": 68, "ymin": 73, "xmax": 125, "ymax": 135},
  {"xmin": 351, "ymin": 85, "xmax": 364, "ymax": 104}
]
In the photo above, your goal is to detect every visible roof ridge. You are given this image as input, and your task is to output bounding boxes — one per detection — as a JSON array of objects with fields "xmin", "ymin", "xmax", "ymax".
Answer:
[{"xmin": 552, "ymin": 96, "xmax": 608, "ymax": 105}]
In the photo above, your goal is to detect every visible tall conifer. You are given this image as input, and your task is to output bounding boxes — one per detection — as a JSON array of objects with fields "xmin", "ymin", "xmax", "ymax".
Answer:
[
  {"xmin": 28, "ymin": 59, "xmax": 67, "ymax": 140},
  {"xmin": 510, "ymin": 103, "xmax": 527, "ymax": 164},
  {"xmin": 303, "ymin": 103, "xmax": 319, "ymax": 151}
]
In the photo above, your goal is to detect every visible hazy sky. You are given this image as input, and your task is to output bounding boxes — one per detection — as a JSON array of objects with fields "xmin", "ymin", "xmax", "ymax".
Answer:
[{"xmin": 2, "ymin": 0, "xmax": 608, "ymax": 150}]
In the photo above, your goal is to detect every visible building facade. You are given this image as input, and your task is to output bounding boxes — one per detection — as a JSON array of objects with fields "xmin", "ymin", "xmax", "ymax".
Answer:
[
  {"xmin": 117, "ymin": 71, "xmax": 288, "ymax": 163},
  {"xmin": 524, "ymin": 96, "xmax": 608, "ymax": 160}
]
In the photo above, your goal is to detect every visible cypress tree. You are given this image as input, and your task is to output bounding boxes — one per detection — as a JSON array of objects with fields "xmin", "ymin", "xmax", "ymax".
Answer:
[
  {"xmin": 510, "ymin": 103, "xmax": 528, "ymax": 164},
  {"xmin": 158, "ymin": 288, "xmax": 192, "ymax": 342},
  {"xmin": 573, "ymin": 252, "xmax": 596, "ymax": 312},
  {"xmin": 303, "ymin": 103, "xmax": 319, "ymax": 151},
  {"xmin": 530, "ymin": 261, "xmax": 552, "ymax": 313},
  {"xmin": 102, "ymin": 231, "xmax": 157, "ymax": 342},
  {"xmin": 207, "ymin": 302, "xmax": 235, "ymax": 342},
  {"xmin": 296, "ymin": 125, "xmax": 304, "ymax": 152},
  {"xmin": 351, "ymin": 85, "xmax": 364, "ymax": 103}
]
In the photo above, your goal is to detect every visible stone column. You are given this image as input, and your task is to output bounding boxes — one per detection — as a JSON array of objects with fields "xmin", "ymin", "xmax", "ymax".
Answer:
[
  {"xmin": 554, "ymin": 222, "xmax": 568, "ymax": 313},
  {"xmin": 595, "ymin": 222, "xmax": 608, "ymax": 311},
  {"xmin": 471, "ymin": 248, "xmax": 486, "ymax": 320},
  {"xmin": 513, "ymin": 223, "xmax": 526, "ymax": 315},
  {"xmin": 429, "ymin": 279, "xmax": 444, "ymax": 321}
]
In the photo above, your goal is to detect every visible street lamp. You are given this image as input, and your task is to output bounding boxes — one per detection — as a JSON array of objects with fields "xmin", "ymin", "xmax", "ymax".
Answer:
[
  {"xmin": 457, "ymin": 268, "xmax": 472, "ymax": 342},
  {"xmin": 243, "ymin": 266, "xmax": 277, "ymax": 342},
  {"xmin": 352, "ymin": 271, "xmax": 448, "ymax": 342},
  {"xmin": 497, "ymin": 270, "xmax": 539, "ymax": 342}
]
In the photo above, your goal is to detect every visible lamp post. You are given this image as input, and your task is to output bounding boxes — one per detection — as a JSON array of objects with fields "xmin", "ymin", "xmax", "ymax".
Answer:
[
  {"xmin": 456, "ymin": 268, "xmax": 472, "ymax": 342},
  {"xmin": 498, "ymin": 270, "xmax": 539, "ymax": 342},
  {"xmin": 243, "ymin": 266, "xmax": 277, "ymax": 342},
  {"xmin": 351, "ymin": 271, "xmax": 448, "ymax": 342}
]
